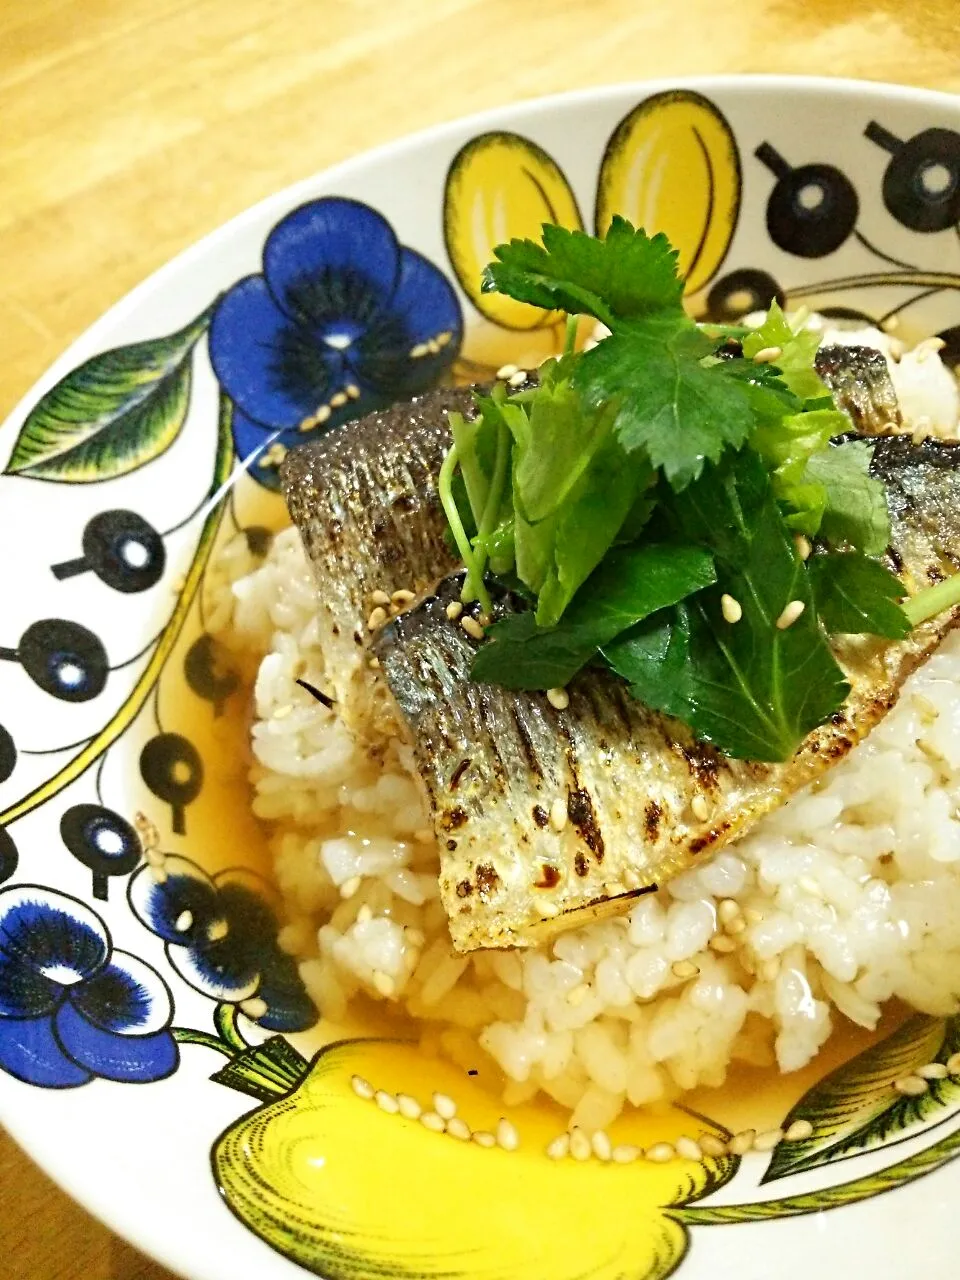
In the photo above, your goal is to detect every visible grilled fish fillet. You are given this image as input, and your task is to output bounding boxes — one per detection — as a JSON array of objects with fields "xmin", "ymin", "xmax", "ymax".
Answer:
[{"xmin": 372, "ymin": 435, "xmax": 960, "ymax": 951}]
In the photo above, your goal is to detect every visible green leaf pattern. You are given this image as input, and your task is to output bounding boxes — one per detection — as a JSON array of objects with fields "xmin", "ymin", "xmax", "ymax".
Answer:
[
  {"xmin": 5, "ymin": 307, "xmax": 212, "ymax": 482},
  {"xmin": 763, "ymin": 1015, "xmax": 960, "ymax": 1183}
]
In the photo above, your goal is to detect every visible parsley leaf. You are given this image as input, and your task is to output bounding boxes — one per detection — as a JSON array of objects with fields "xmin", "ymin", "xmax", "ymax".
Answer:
[
  {"xmin": 530, "ymin": 432, "xmax": 646, "ymax": 627},
  {"xmin": 807, "ymin": 551, "xmax": 910, "ymax": 638},
  {"xmin": 752, "ymin": 407, "xmax": 848, "ymax": 532},
  {"xmin": 504, "ymin": 377, "xmax": 613, "ymax": 523},
  {"xmin": 471, "ymin": 543, "xmax": 716, "ymax": 691},
  {"xmin": 742, "ymin": 302, "xmax": 828, "ymax": 403},
  {"xmin": 574, "ymin": 313, "xmax": 756, "ymax": 489},
  {"xmin": 607, "ymin": 451, "xmax": 849, "ymax": 761},
  {"xmin": 482, "ymin": 217, "xmax": 684, "ymax": 327},
  {"xmin": 805, "ymin": 441, "xmax": 891, "ymax": 556}
]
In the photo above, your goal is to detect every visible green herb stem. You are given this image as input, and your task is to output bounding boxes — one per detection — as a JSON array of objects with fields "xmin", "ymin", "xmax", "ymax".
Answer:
[
  {"xmin": 563, "ymin": 313, "xmax": 578, "ymax": 357},
  {"xmin": 472, "ymin": 418, "xmax": 511, "ymax": 584},
  {"xmin": 438, "ymin": 442, "xmax": 492, "ymax": 613},
  {"xmin": 903, "ymin": 572, "xmax": 960, "ymax": 626}
]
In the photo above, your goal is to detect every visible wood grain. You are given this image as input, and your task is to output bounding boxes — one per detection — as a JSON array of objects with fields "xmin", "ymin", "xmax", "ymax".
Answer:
[{"xmin": 1, "ymin": 1, "xmax": 959, "ymax": 1276}]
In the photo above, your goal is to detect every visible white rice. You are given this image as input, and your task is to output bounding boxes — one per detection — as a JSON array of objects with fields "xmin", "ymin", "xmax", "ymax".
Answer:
[{"xmin": 212, "ymin": 328, "xmax": 960, "ymax": 1128}]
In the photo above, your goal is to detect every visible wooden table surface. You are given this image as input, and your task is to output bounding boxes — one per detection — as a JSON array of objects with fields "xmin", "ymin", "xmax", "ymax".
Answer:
[{"xmin": 3, "ymin": 0, "xmax": 960, "ymax": 1275}]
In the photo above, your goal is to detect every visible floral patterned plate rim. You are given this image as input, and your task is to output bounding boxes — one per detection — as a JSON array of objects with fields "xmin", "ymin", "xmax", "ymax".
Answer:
[{"xmin": 3, "ymin": 74, "xmax": 960, "ymax": 1280}]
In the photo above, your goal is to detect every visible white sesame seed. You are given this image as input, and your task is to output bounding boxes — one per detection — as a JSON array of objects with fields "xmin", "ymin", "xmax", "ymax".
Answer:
[
  {"xmin": 340, "ymin": 875, "xmax": 362, "ymax": 900},
  {"xmin": 330, "ymin": 391, "xmax": 348, "ymax": 408},
  {"xmin": 717, "ymin": 899, "xmax": 741, "ymax": 926},
  {"xmin": 725, "ymin": 915, "xmax": 746, "ymax": 936},
  {"xmin": 720, "ymin": 593, "xmax": 743, "ymax": 624},
  {"xmin": 917, "ymin": 1062, "xmax": 948, "ymax": 1080},
  {"xmin": 273, "ymin": 703, "xmax": 293, "ymax": 720},
  {"xmin": 567, "ymin": 982, "xmax": 590, "ymax": 1007},
  {"xmin": 397, "ymin": 1093, "xmax": 421, "ymax": 1120},
  {"xmin": 794, "ymin": 534, "xmax": 812, "ymax": 561},
  {"xmin": 496, "ymin": 363, "xmax": 519, "ymax": 381},
  {"xmin": 240, "ymin": 996, "xmax": 268, "ymax": 1020},
  {"xmin": 646, "ymin": 1142, "xmax": 676, "ymax": 1163},
  {"xmin": 433, "ymin": 1092, "xmax": 457, "ymax": 1120},
  {"xmin": 371, "ymin": 589, "xmax": 391, "ymax": 607},
  {"xmin": 785, "ymin": 1119, "xmax": 814, "ymax": 1142},
  {"xmin": 675, "ymin": 1136, "xmax": 703, "ymax": 1161},
  {"xmin": 912, "ymin": 423, "xmax": 930, "ymax": 445},
  {"xmin": 894, "ymin": 1075, "xmax": 929, "ymax": 1096},
  {"xmin": 345, "ymin": 384, "xmax": 361, "ymax": 399},
  {"xmin": 460, "ymin": 615, "xmax": 485, "ymax": 641},
  {"xmin": 436, "ymin": 331, "xmax": 453, "ymax": 348},
  {"xmin": 612, "ymin": 1143, "xmax": 642, "ymax": 1164},
  {"xmin": 743, "ymin": 907, "xmax": 765, "ymax": 924},
  {"xmin": 776, "ymin": 599, "xmax": 806, "ymax": 630},
  {"xmin": 496, "ymin": 1117, "xmax": 520, "ymax": 1151},
  {"xmin": 420, "ymin": 1111, "xmax": 446, "ymax": 1132},
  {"xmin": 392, "ymin": 589, "xmax": 416, "ymax": 607},
  {"xmin": 539, "ymin": 901, "xmax": 560, "ymax": 918},
  {"xmin": 367, "ymin": 655, "xmax": 380, "ymax": 669},
  {"xmin": 473, "ymin": 1130, "xmax": 496, "ymax": 1148},
  {"xmin": 446, "ymin": 1116, "xmax": 472, "ymax": 1141},
  {"xmin": 550, "ymin": 797, "xmax": 568, "ymax": 832},
  {"xmin": 315, "ymin": 404, "xmax": 331, "ymax": 424},
  {"xmin": 671, "ymin": 960, "xmax": 699, "ymax": 980},
  {"xmin": 709, "ymin": 934, "xmax": 737, "ymax": 954},
  {"xmin": 591, "ymin": 1130, "xmax": 613, "ymax": 1161},
  {"xmin": 753, "ymin": 1128, "xmax": 784, "ymax": 1152},
  {"xmin": 690, "ymin": 794, "xmax": 710, "ymax": 822},
  {"xmin": 546, "ymin": 686, "xmax": 570, "ymax": 710},
  {"xmin": 174, "ymin": 910, "xmax": 193, "ymax": 932},
  {"xmin": 508, "ymin": 369, "xmax": 528, "ymax": 387},
  {"xmin": 207, "ymin": 918, "xmax": 228, "ymax": 942},
  {"xmin": 546, "ymin": 1133, "xmax": 570, "ymax": 1160},
  {"xmin": 372, "ymin": 970, "xmax": 395, "ymax": 997},
  {"xmin": 375, "ymin": 1090, "xmax": 400, "ymax": 1114},
  {"xmin": 752, "ymin": 345, "xmax": 783, "ymax": 364},
  {"xmin": 351, "ymin": 1075, "xmax": 375, "ymax": 1100},
  {"xmin": 699, "ymin": 1133, "xmax": 729, "ymax": 1157},
  {"xmin": 569, "ymin": 1127, "xmax": 591, "ymax": 1161},
  {"xmin": 410, "ymin": 342, "xmax": 430, "ymax": 359},
  {"xmin": 729, "ymin": 1129, "xmax": 756, "ymax": 1155},
  {"xmin": 445, "ymin": 600, "xmax": 463, "ymax": 621}
]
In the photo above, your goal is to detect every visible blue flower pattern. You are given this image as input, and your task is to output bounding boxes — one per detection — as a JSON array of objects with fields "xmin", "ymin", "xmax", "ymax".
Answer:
[
  {"xmin": 209, "ymin": 196, "xmax": 463, "ymax": 487},
  {"xmin": 128, "ymin": 857, "xmax": 317, "ymax": 1033},
  {"xmin": 0, "ymin": 886, "xmax": 177, "ymax": 1088}
]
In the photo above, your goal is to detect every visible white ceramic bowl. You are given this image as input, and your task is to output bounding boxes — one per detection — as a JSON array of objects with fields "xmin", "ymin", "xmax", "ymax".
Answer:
[{"xmin": 3, "ymin": 76, "xmax": 960, "ymax": 1280}]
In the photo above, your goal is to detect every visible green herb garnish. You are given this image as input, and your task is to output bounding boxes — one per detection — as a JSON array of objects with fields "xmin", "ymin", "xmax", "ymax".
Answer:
[{"xmin": 436, "ymin": 217, "xmax": 943, "ymax": 763}]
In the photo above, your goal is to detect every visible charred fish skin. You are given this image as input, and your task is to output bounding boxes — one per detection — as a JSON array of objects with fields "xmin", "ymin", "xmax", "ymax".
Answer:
[
  {"xmin": 872, "ymin": 434, "xmax": 960, "ymax": 589},
  {"xmin": 375, "ymin": 439, "xmax": 960, "ymax": 953},
  {"xmin": 280, "ymin": 386, "xmax": 470, "ymax": 737},
  {"xmin": 280, "ymin": 378, "xmax": 538, "ymax": 739},
  {"xmin": 815, "ymin": 344, "xmax": 901, "ymax": 434}
]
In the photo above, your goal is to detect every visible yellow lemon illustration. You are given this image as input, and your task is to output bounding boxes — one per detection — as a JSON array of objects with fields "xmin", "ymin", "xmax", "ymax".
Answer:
[
  {"xmin": 444, "ymin": 132, "xmax": 583, "ymax": 330},
  {"xmin": 595, "ymin": 91, "xmax": 742, "ymax": 297},
  {"xmin": 214, "ymin": 1039, "xmax": 735, "ymax": 1280}
]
